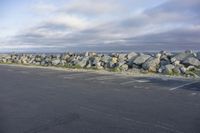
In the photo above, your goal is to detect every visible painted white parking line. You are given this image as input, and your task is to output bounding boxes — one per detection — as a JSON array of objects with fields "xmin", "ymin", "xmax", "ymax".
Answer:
[
  {"xmin": 190, "ymin": 93, "xmax": 197, "ymax": 96},
  {"xmin": 19, "ymin": 71, "xmax": 30, "ymax": 74},
  {"xmin": 169, "ymin": 81, "xmax": 199, "ymax": 91},
  {"xmin": 85, "ymin": 76, "xmax": 115, "ymax": 81},
  {"xmin": 120, "ymin": 79, "xmax": 150, "ymax": 85},
  {"xmin": 120, "ymin": 80, "xmax": 136, "ymax": 85},
  {"xmin": 62, "ymin": 73, "xmax": 87, "ymax": 79},
  {"xmin": 7, "ymin": 69, "xmax": 13, "ymax": 72},
  {"xmin": 135, "ymin": 79, "xmax": 150, "ymax": 83}
]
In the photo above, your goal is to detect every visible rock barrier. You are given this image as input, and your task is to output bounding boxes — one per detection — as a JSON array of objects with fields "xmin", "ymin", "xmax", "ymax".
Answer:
[{"xmin": 0, "ymin": 50, "xmax": 200, "ymax": 77}]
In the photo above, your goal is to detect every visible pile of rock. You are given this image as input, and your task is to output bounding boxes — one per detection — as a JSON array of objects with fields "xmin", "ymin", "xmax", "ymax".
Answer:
[{"xmin": 0, "ymin": 50, "xmax": 200, "ymax": 77}]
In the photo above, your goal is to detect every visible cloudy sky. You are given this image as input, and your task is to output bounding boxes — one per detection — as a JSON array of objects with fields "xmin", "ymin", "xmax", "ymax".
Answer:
[{"xmin": 0, "ymin": 0, "xmax": 200, "ymax": 52}]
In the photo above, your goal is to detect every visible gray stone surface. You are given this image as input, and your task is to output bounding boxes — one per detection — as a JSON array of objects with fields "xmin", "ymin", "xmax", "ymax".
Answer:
[
  {"xmin": 142, "ymin": 57, "xmax": 160, "ymax": 72},
  {"xmin": 197, "ymin": 52, "xmax": 200, "ymax": 60},
  {"xmin": 0, "ymin": 51, "xmax": 200, "ymax": 77},
  {"xmin": 77, "ymin": 57, "xmax": 89, "ymax": 67},
  {"xmin": 163, "ymin": 64, "xmax": 175, "ymax": 74},
  {"xmin": 171, "ymin": 51, "xmax": 194, "ymax": 62},
  {"xmin": 127, "ymin": 52, "xmax": 137, "ymax": 60},
  {"xmin": 133, "ymin": 54, "xmax": 151, "ymax": 65},
  {"xmin": 52, "ymin": 59, "xmax": 60, "ymax": 66},
  {"xmin": 182, "ymin": 57, "xmax": 200, "ymax": 67}
]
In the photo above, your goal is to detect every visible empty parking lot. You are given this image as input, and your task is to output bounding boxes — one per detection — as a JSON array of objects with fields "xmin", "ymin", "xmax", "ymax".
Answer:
[{"xmin": 0, "ymin": 65, "xmax": 200, "ymax": 133}]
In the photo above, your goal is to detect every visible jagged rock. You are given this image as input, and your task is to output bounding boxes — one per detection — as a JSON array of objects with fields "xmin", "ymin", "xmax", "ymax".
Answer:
[
  {"xmin": 180, "ymin": 66, "xmax": 187, "ymax": 73},
  {"xmin": 118, "ymin": 54, "xmax": 127, "ymax": 60},
  {"xmin": 60, "ymin": 60, "xmax": 67, "ymax": 66},
  {"xmin": 84, "ymin": 52, "xmax": 89, "ymax": 57},
  {"xmin": 61, "ymin": 54, "xmax": 70, "ymax": 60},
  {"xmin": 108, "ymin": 57, "xmax": 118, "ymax": 68},
  {"xmin": 160, "ymin": 60, "xmax": 170, "ymax": 66},
  {"xmin": 0, "ymin": 51, "xmax": 199, "ymax": 78},
  {"xmin": 118, "ymin": 61, "xmax": 126, "ymax": 67},
  {"xmin": 142, "ymin": 57, "xmax": 160, "ymax": 72},
  {"xmin": 52, "ymin": 59, "xmax": 60, "ymax": 66},
  {"xmin": 35, "ymin": 62, "xmax": 40, "ymax": 65},
  {"xmin": 133, "ymin": 54, "xmax": 151, "ymax": 65},
  {"xmin": 2, "ymin": 58, "xmax": 7, "ymax": 63},
  {"xmin": 172, "ymin": 60, "xmax": 180, "ymax": 66},
  {"xmin": 20, "ymin": 56, "xmax": 29, "ymax": 64},
  {"xmin": 155, "ymin": 53, "xmax": 162, "ymax": 58},
  {"xmin": 101, "ymin": 55, "xmax": 112, "ymax": 63},
  {"xmin": 35, "ymin": 56, "xmax": 42, "ymax": 62},
  {"xmin": 171, "ymin": 51, "xmax": 195, "ymax": 62},
  {"xmin": 28, "ymin": 58, "xmax": 35, "ymax": 64},
  {"xmin": 127, "ymin": 52, "xmax": 137, "ymax": 60},
  {"xmin": 77, "ymin": 57, "xmax": 89, "ymax": 67},
  {"xmin": 158, "ymin": 66, "xmax": 165, "ymax": 73},
  {"xmin": 40, "ymin": 61, "xmax": 46, "ymax": 66},
  {"xmin": 120, "ymin": 64, "xmax": 129, "ymax": 71},
  {"xmin": 3, "ymin": 54, "xmax": 11, "ymax": 59},
  {"xmin": 92, "ymin": 57, "xmax": 101, "ymax": 66},
  {"xmin": 163, "ymin": 64, "xmax": 175, "ymax": 75},
  {"xmin": 197, "ymin": 52, "xmax": 200, "ymax": 60},
  {"xmin": 182, "ymin": 57, "xmax": 200, "ymax": 67},
  {"xmin": 173, "ymin": 66, "xmax": 181, "ymax": 75}
]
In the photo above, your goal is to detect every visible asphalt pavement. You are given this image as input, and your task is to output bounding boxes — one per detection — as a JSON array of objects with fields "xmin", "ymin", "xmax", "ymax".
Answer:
[{"xmin": 0, "ymin": 65, "xmax": 200, "ymax": 133}]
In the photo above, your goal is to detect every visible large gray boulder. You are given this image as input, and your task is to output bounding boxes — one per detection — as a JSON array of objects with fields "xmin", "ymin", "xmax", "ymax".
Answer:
[
  {"xmin": 160, "ymin": 59, "xmax": 170, "ymax": 66},
  {"xmin": 35, "ymin": 56, "xmax": 42, "ymax": 62},
  {"xmin": 52, "ymin": 59, "xmax": 60, "ymax": 66},
  {"xmin": 2, "ymin": 54, "xmax": 11, "ymax": 59},
  {"xmin": 182, "ymin": 57, "xmax": 200, "ymax": 67},
  {"xmin": 171, "ymin": 51, "xmax": 195, "ymax": 62},
  {"xmin": 77, "ymin": 57, "xmax": 89, "ymax": 67},
  {"xmin": 101, "ymin": 55, "xmax": 112, "ymax": 63},
  {"xmin": 107, "ymin": 57, "xmax": 118, "ymax": 68},
  {"xmin": 118, "ymin": 61, "xmax": 126, "ymax": 67},
  {"xmin": 133, "ymin": 54, "xmax": 151, "ymax": 65},
  {"xmin": 163, "ymin": 64, "xmax": 175, "ymax": 75},
  {"xmin": 142, "ymin": 57, "xmax": 160, "ymax": 72},
  {"xmin": 180, "ymin": 66, "xmax": 187, "ymax": 74},
  {"xmin": 197, "ymin": 52, "xmax": 200, "ymax": 60},
  {"xmin": 127, "ymin": 52, "xmax": 137, "ymax": 60},
  {"xmin": 61, "ymin": 54, "xmax": 70, "ymax": 60},
  {"xmin": 21, "ymin": 56, "xmax": 28, "ymax": 64},
  {"xmin": 120, "ymin": 64, "xmax": 129, "ymax": 71},
  {"xmin": 118, "ymin": 54, "xmax": 127, "ymax": 60}
]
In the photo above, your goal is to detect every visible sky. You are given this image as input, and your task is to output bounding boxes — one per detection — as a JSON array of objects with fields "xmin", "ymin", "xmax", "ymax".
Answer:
[{"xmin": 0, "ymin": 0, "xmax": 200, "ymax": 52}]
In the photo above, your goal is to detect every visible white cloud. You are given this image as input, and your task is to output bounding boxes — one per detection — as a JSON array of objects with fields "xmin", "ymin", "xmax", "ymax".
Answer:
[
  {"xmin": 1, "ymin": 0, "xmax": 200, "ymax": 52},
  {"xmin": 47, "ymin": 14, "xmax": 90, "ymax": 29}
]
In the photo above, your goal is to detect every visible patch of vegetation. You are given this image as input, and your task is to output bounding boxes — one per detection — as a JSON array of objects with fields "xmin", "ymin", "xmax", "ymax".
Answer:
[
  {"xmin": 64, "ymin": 64, "xmax": 82, "ymax": 69},
  {"xmin": 164, "ymin": 70, "xmax": 180, "ymax": 76},
  {"xmin": 172, "ymin": 69, "xmax": 181, "ymax": 76},
  {"xmin": 109, "ymin": 67, "xmax": 122, "ymax": 72},
  {"xmin": 186, "ymin": 69, "xmax": 200, "ymax": 77},
  {"xmin": 86, "ymin": 66, "xmax": 99, "ymax": 70},
  {"xmin": 184, "ymin": 70, "xmax": 199, "ymax": 78}
]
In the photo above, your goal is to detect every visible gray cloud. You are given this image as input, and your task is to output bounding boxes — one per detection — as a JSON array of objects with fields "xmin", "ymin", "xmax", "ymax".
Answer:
[{"xmin": 2, "ymin": 0, "xmax": 200, "ymax": 52}]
